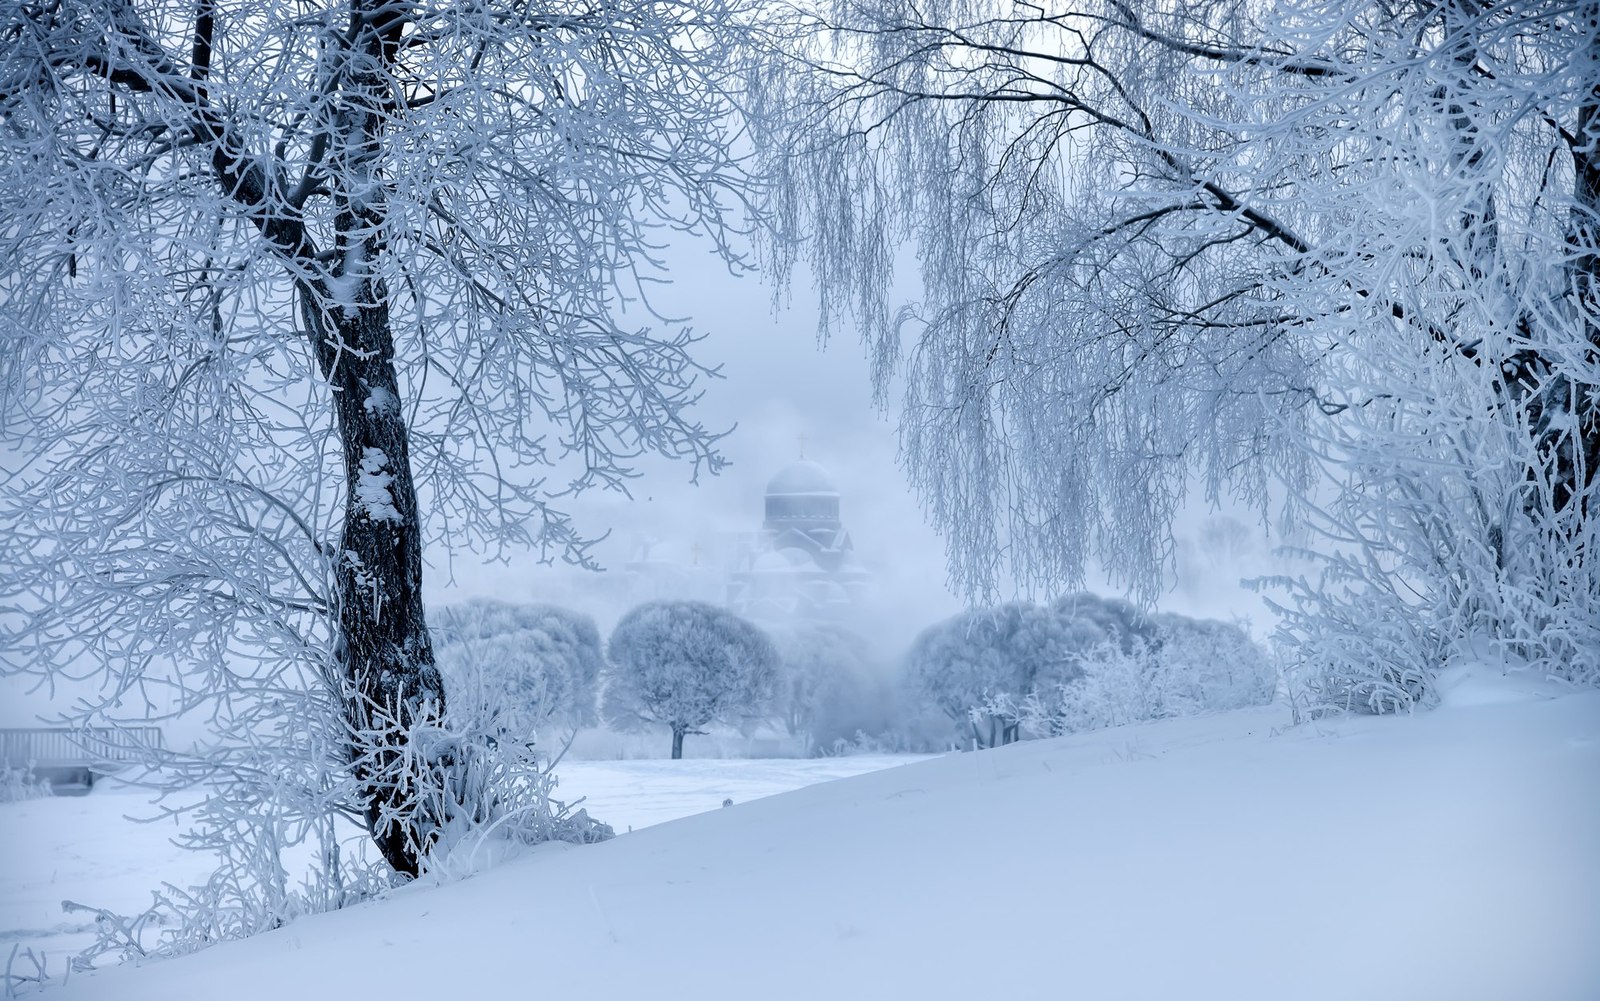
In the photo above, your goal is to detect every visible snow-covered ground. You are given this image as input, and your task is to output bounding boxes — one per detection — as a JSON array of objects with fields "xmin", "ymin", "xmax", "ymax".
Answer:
[
  {"xmin": 13, "ymin": 676, "xmax": 1600, "ymax": 1000},
  {"xmin": 0, "ymin": 754, "xmax": 927, "ymax": 970}
]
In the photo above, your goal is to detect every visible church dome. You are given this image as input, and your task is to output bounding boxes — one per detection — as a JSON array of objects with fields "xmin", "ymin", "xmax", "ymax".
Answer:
[
  {"xmin": 752, "ymin": 550, "xmax": 792, "ymax": 572},
  {"xmin": 775, "ymin": 546, "xmax": 818, "ymax": 568},
  {"xmin": 764, "ymin": 459, "xmax": 842, "ymax": 529},
  {"xmin": 766, "ymin": 460, "xmax": 837, "ymax": 497}
]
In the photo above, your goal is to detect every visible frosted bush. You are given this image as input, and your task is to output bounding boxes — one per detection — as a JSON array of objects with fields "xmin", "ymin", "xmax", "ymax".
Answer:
[
  {"xmin": 0, "ymin": 765, "xmax": 50, "ymax": 804},
  {"xmin": 977, "ymin": 618, "xmax": 1277, "ymax": 740},
  {"xmin": 1146, "ymin": 616, "xmax": 1278, "ymax": 719},
  {"xmin": 905, "ymin": 602, "xmax": 1104, "ymax": 748},
  {"xmin": 63, "ymin": 704, "xmax": 609, "ymax": 973}
]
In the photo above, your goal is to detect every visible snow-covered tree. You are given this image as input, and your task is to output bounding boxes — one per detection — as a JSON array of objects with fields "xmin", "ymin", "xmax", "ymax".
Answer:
[
  {"xmin": 433, "ymin": 600, "xmax": 604, "ymax": 740},
  {"xmin": 603, "ymin": 601, "xmax": 780, "ymax": 759},
  {"xmin": 980, "ymin": 612, "xmax": 1275, "ymax": 737},
  {"xmin": 750, "ymin": 0, "xmax": 1599, "ymax": 701},
  {"xmin": 771, "ymin": 622, "xmax": 886, "ymax": 753},
  {"xmin": 1051, "ymin": 593, "xmax": 1154, "ymax": 655},
  {"xmin": 1, "ymin": 0, "xmax": 754, "ymax": 892},
  {"xmin": 904, "ymin": 602, "xmax": 1096, "ymax": 748},
  {"xmin": 1146, "ymin": 615, "xmax": 1277, "ymax": 719}
]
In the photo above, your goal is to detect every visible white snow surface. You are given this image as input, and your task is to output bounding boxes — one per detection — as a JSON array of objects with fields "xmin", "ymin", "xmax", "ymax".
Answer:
[
  {"xmin": 27, "ymin": 688, "xmax": 1600, "ymax": 1000},
  {"xmin": 0, "ymin": 756, "xmax": 924, "ymax": 964}
]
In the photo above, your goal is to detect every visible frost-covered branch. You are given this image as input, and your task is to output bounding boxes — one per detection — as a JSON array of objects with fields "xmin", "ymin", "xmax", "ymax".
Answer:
[{"xmin": 749, "ymin": 0, "xmax": 1598, "ymax": 696}]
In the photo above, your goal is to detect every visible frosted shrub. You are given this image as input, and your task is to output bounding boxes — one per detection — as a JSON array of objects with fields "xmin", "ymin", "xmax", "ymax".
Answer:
[
  {"xmin": 1262, "ymin": 325, "xmax": 1599, "ymax": 712},
  {"xmin": 0, "ymin": 765, "xmax": 50, "ymax": 804},
  {"xmin": 1266, "ymin": 567, "xmax": 1445, "ymax": 716},
  {"xmin": 1148, "ymin": 617, "xmax": 1277, "ymax": 719},
  {"xmin": 905, "ymin": 602, "xmax": 1103, "ymax": 748},
  {"xmin": 1043, "ymin": 647, "xmax": 1155, "ymax": 735},
  {"xmin": 66, "ymin": 698, "xmax": 609, "ymax": 972},
  {"xmin": 978, "ymin": 619, "xmax": 1276, "ymax": 739}
]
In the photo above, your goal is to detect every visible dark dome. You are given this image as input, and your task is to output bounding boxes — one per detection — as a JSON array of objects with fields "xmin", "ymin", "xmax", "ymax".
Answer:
[{"xmin": 766, "ymin": 460, "xmax": 837, "ymax": 497}]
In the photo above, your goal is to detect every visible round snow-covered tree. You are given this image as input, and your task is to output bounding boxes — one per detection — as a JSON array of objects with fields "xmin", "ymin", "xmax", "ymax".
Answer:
[
  {"xmin": 1145, "ymin": 615, "xmax": 1276, "ymax": 719},
  {"xmin": 433, "ymin": 600, "xmax": 604, "ymax": 742},
  {"xmin": 983, "ymin": 606, "xmax": 1277, "ymax": 738},
  {"xmin": 1052, "ymin": 593, "xmax": 1156, "ymax": 653},
  {"xmin": 904, "ymin": 602, "xmax": 1096, "ymax": 748},
  {"xmin": 603, "ymin": 601, "xmax": 779, "ymax": 759}
]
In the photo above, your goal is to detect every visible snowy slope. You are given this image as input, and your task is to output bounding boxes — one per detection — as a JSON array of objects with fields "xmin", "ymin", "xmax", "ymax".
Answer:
[
  {"xmin": 49, "ymin": 689, "xmax": 1600, "ymax": 1001},
  {"xmin": 1, "ymin": 756, "xmax": 927, "ymax": 962}
]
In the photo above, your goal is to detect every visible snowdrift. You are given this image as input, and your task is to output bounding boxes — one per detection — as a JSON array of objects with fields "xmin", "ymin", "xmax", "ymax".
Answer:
[{"xmin": 52, "ymin": 687, "xmax": 1600, "ymax": 1000}]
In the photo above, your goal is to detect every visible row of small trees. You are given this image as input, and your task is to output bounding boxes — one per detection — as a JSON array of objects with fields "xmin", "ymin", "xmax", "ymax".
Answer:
[
  {"xmin": 438, "ymin": 594, "xmax": 1273, "ymax": 759},
  {"xmin": 909, "ymin": 596, "xmax": 1276, "ymax": 748},
  {"xmin": 435, "ymin": 598, "xmax": 779, "ymax": 760},
  {"xmin": 437, "ymin": 598, "xmax": 891, "ymax": 759}
]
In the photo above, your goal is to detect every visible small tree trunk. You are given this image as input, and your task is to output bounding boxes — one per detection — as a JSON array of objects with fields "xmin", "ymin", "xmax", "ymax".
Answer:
[{"xmin": 671, "ymin": 726, "xmax": 685, "ymax": 760}]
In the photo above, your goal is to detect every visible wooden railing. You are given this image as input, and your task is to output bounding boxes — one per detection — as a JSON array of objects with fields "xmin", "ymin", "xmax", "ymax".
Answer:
[{"xmin": 0, "ymin": 727, "xmax": 166, "ymax": 768}]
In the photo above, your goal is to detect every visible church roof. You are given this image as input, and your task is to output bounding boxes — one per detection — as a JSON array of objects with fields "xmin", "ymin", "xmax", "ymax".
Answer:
[{"xmin": 766, "ymin": 459, "xmax": 837, "ymax": 497}]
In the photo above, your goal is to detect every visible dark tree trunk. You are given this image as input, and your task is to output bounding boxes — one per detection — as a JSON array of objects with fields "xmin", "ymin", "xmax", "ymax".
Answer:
[
  {"xmin": 967, "ymin": 717, "xmax": 990, "ymax": 751},
  {"xmin": 671, "ymin": 726, "xmax": 685, "ymax": 760},
  {"xmin": 305, "ymin": 0, "xmax": 446, "ymax": 879},
  {"xmin": 1466, "ymin": 5, "xmax": 1600, "ymax": 532},
  {"xmin": 319, "ymin": 293, "xmax": 445, "ymax": 878},
  {"xmin": 1559, "ymin": 54, "xmax": 1600, "ymax": 516},
  {"xmin": 1511, "ymin": 44, "xmax": 1600, "ymax": 523}
]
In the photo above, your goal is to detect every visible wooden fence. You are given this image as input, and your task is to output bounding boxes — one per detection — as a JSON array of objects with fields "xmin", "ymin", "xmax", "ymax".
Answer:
[{"xmin": 0, "ymin": 726, "xmax": 166, "ymax": 769}]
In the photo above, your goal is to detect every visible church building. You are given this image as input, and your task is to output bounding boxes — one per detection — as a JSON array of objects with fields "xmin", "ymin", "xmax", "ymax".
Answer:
[{"xmin": 726, "ymin": 459, "xmax": 872, "ymax": 622}]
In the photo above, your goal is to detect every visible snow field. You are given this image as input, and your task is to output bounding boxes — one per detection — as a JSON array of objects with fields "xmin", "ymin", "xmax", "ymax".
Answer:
[
  {"xmin": 32, "ymin": 685, "xmax": 1600, "ymax": 1001},
  {"xmin": 0, "ymin": 755, "xmax": 928, "ymax": 969}
]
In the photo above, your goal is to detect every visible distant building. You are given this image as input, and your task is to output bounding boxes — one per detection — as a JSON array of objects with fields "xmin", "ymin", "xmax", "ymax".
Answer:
[
  {"xmin": 727, "ymin": 459, "xmax": 872, "ymax": 623},
  {"xmin": 601, "ymin": 457, "xmax": 874, "ymax": 625}
]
